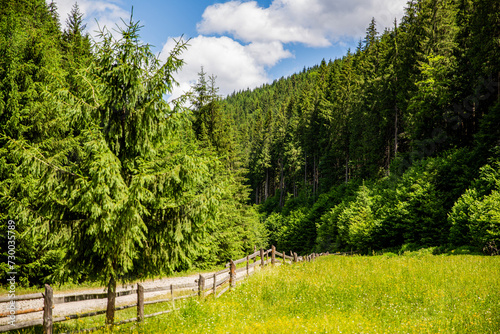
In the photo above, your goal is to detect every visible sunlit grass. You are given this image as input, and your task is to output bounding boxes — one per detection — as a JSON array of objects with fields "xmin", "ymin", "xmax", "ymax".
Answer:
[{"xmin": 11, "ymin": 254, "xmax": 500, "ymax": 333}]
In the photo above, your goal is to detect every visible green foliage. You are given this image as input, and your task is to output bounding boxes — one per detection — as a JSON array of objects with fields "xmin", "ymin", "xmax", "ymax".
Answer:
[
  {"xmin": 337, "ymin": 184, "xmax": 377, "ymax": 252},
  {"xmin": 449, "ymin": 162, "xmax": 500, "ymax": 251},
  {"xmin": 0, "ymin": 0, "xmax": 68, "ymax": 287},
  {"xmin": 1, "ymin": 12, "xmax": 226, "ymax": 294},
  {"xmin": 221, "ymin": 0, "xmax": 499, "ymax": 254}
]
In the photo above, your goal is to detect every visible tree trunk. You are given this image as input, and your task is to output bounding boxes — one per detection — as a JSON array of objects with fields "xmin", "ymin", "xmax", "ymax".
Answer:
[
  {"xmin": 255, "ymin": 184, "xmax": 259, "ymax": 204},
  {"xmin": 394, "ymin": 105, "xmax": 398, "ymax": 158},
  {"xmin": 313, "ymin": 155, "xmax": 316, "ymax": 197},
  {"xmin": 265, "ymin": 168, "xmax": 269, "ymax": 201},
  {"xmin": 345, "ymin": 154, "xmax": 349, "ymax": 184},
  {"xmin": 106, "ymin": 277, "xmax": 116, "ymax": 326},
  {"xmin": 304, "ymin": 152, "xmax": 307, "ymax": 186},
  {"xmin": 279, "ymin": 159, "xmax": 284, "ymax": 207}
]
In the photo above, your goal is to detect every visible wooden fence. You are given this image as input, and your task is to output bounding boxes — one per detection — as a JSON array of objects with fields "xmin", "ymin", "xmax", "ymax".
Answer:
[{"xmin": 0, "ymin": 247, "xmax": 329, "ymax": 333}]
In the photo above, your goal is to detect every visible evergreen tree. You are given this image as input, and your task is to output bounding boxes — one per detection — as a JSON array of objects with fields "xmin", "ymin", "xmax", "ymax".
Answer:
[
  {"xmin": 3, "ymin": 17, "xmax": 219, "ymax": 324},
  {"xmin": 0, "ymin": 0, "xmax": 67, "ymax": 286}
]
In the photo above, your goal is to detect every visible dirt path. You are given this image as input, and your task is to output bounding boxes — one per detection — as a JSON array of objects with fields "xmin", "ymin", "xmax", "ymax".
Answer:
[{"xmin": 0, "ymin": 265, "xmax": 259, "ymax": 327}]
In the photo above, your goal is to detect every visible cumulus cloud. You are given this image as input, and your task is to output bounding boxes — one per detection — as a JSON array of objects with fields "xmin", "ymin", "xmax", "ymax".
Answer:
[
  {"xmin": 160, "ymin": 36, "xmax": 293, "ymax": 100},
  {"xmin": 50, "ymin": 0, "xmax": 128, "ymax": 38},
  {"xmin": 50, "ymin": 0, "xmax": 408, "ymax": 102},
  {"xmin": 198, "ymin": 0, "xmax": 406, "ymax": 46}
]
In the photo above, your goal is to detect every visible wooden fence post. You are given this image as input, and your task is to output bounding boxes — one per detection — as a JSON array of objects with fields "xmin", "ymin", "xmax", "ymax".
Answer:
[
  {"xmin": 137, "ymin": 284, "xmax": 144, "ymax": 323},
  {"xmin": 260, "ymin": 249, "xmax": 264, "ymax": 268},
  {"xmin": 271, "ymin": 245, "xmax": 276, "ymax": 266},
  {"xmin": 246, "ymin": 255, "xmax": 250, "ymax": 276},
  {"xmin": 213, "ymin": 273, "xmax": 217, "ymax": 297},
  {"xmin": 282, "ymin": 250, "xmax": 286, "ymax": 264},
  {"xmin": 43, "ymin": 284, "xmax": 53, "ymax": 334},
  {"xmin": 198, "ymin": 274, "xmax": 205, "ymax": 299},
  {"xmin": 170, "ymin": 284, "xmax": 175, "ymax": 309},
  {"xmin": 229, "ymin": 260, "xmax": 236, "ymax": 288},
  {"xmin": 293, "ymin": 252, "xmax": 298, "ymax": 263}
]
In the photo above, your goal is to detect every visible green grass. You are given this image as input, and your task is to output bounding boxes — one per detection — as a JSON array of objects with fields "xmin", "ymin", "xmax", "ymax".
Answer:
[{"xmin": 11, "ymin": 254, "xmax": 500, "ymax": 333}]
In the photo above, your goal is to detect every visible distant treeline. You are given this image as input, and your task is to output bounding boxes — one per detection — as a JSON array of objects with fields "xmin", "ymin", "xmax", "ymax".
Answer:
[{"xmin": 222, "ymin": 0, "xmax": 500, "ymax": 254}]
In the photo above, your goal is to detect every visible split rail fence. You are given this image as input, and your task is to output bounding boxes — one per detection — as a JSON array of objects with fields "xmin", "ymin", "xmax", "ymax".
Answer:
[{"xmin": 0, "ymin": 246, "xmax": 331, "ymax": 333}]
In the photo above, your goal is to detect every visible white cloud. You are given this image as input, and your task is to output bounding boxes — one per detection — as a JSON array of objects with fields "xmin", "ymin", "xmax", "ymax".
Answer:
[
  {"xmin": 160, "ymin": 36, "xmax": 293, "ymax": 100},
  {"xmin": 50, "ymin": 0, "xmax": 128, "ymax": 38},
  {"xmin": 198, "ymin": 0, "xmax": 406, "ymax": 46},
  {"xmin": 50, "ymin": 0, "xmax": 408, "ymax": 103}
]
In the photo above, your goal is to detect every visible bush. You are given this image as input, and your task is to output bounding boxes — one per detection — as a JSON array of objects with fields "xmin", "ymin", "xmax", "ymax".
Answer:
[{"xmin": 449, "ymin": 162, "xmax": 500, "ymax": 251}]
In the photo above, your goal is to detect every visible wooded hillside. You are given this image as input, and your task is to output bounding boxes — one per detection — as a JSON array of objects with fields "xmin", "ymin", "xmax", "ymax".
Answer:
[{"xmin": 222, "ymin": 0, "xmax": 500, "ymax": 254}]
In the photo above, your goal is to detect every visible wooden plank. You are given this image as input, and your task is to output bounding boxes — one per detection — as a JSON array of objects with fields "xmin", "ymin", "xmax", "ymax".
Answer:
[
  {"xmin": 216, "ymin": 286, "xmax": 229, "ymax": 299},
  {"xmin": 0, "ymin": 307, "xmax": 43, "ymax": 317},
  {"xmin": 215, "ymin": 276, "xmax": 229, "ymax": 288},
  {"xmin": 52, "ymin": 303, "xmax": 137, "ymax": 324},
  {"xmin": 248, "ymin": 261, "xmax": 260, "ymax": 269},
  {"xmin": 275, "ymin": 251, "xmax": 283, "ymax": 257},
  {"xmin": 0, "ymin": 319, "xmax": 43, "ymax": 332},
  {"xmin": 215, "ymin": 268, "xmax": 230, "ymax": 276},
  {"xmin": 225, "ymin": 256, "xmax": 247, "ymax": 268},
  {"xmin": 0, "ymin": 293, "xmax": 43, "ymax": 303},
  {"xmin": 176, "ymin": 292, "xmax": 198, "ymax": 300},
  {"xmin": 248, "ymin": 250, "xmax": 261, "ymax": 260},
  {"xmin": 113, "ymin": 317, "xmax": 137, "ymax": 326},
  {"xmin": 144, "ymin": 297, "xmax": 171, "ymax": 306},
  {"xmin": 173, "ymin": 282, "xmax": 198, "ymax": 290},
  {"xmin": 235, "ymin": 266, "xmax": 247, "ymax": 274},
  {"xmin": 53, "ymin": 309, "xmax": 106, "ymax": 323},
  {"xmin": 144, "ymin": 309, "xmax": 174, "ymax": 319},
  {"xmin": 235, "ymin": 276, "xmax": 246, "ymax": 282},
  {"xmin": 52, "ymin": 289, "xmax": 136, "ymax": 304},
  {"xmin": 141, "ymin": 285, "xmax": 169, "ymax": 294},
  {"xmin": 154, "ymin": 282, "xmax": 197, "ymax": 291}
]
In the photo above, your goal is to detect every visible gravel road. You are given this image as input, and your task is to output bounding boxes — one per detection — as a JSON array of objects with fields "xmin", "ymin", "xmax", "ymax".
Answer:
[{"xmin": 0, "ymin": 264, "xmax": 261, "ymax": 328}]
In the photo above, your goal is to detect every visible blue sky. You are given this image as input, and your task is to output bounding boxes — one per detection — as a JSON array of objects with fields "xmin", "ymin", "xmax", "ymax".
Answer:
[{"xmin": 52, "ymin": 0, "xmax": 407, "ymax": 99}]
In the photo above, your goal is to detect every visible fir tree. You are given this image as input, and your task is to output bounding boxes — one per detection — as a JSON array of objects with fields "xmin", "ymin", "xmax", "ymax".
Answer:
[{"xmin": 3, "ymin": 16, "xmax": 219, "ymax": 324}]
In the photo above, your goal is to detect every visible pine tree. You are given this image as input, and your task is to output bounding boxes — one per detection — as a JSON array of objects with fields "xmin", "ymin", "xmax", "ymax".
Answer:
[
  {"xmin": 62, "ymin": 2, "xmax": 91, "ymax": 63},
  {"xmin": 0, "ymin": 0, "xmax": 67, "ymax": 286},
  {"xmin": 3, "ymin": 16, "xmax": 220, "ymax": 325}
]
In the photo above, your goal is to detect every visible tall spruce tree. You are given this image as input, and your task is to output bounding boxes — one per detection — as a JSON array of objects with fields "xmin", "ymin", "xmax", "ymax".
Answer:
[
  {"xmin": 3, "ymin": 16, "xmax": 219, "ymax": 324},
  {"xmin": 0, "ymin": 0, "xmax": 67, "ymax": 286}
]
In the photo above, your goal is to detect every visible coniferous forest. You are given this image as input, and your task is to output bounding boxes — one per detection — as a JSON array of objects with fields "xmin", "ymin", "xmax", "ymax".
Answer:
[{"xmin": 0, "ymin": 0, "xmax": 499, "ymax": 290}]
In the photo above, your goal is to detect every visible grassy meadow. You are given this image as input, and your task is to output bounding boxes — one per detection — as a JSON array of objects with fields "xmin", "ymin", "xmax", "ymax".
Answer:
[{"xmin": 14, "ymin": 253, "xmax": 500, "ymax": 333}]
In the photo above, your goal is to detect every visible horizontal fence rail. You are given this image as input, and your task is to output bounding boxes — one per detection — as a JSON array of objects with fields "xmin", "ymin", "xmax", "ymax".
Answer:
[{"xmin": 0, "ymin": 247, "xmax": 333, "ymax": 333}]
